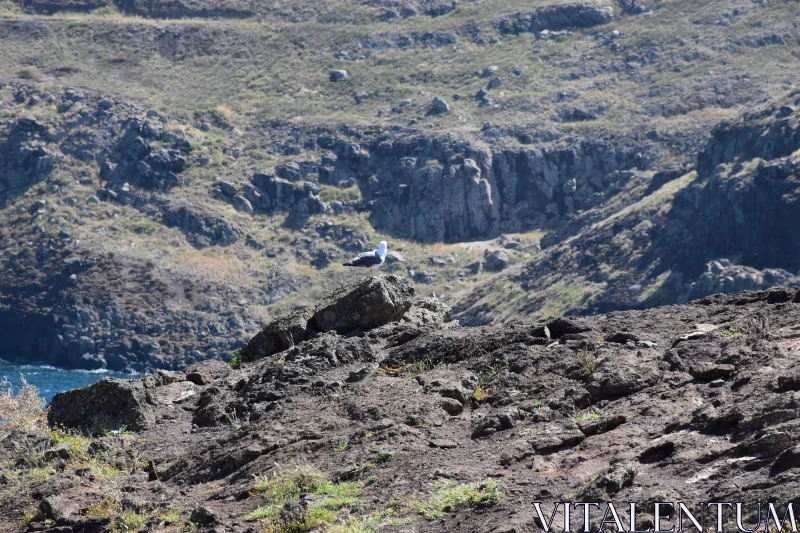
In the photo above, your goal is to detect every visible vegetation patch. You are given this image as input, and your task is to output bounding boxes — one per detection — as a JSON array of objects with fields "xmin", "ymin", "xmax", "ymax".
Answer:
[
  {"xmin": 572, "ymin": 411, "xmax": 601, "ymax": 424},
  {"xmin": 412, "ymin": 480, "xmax": 503, "ymax": 520},
  {"xmin": 229, "ymin": 348, "xmax": 242, "ymax": 369},
  {"xmin": 319, "ymin": 185, "xmax": 362, "ymax": 204},
  {"xmin": 246, "ymin": 465, "xmax": 365, "ymax": 533},
  {"xmin": 0, "ymin": 374, "xmax": 47, "ymax": 430}
]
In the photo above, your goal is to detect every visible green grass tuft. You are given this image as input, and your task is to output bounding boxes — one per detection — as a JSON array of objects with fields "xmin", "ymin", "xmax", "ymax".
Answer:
[
  {"xmin": 246, "ymin": 465, "xmax": 365, "ymax": 532},
  {"xmin": 413, "ymin": 480, "xmax": 503, "ymax": 520}
]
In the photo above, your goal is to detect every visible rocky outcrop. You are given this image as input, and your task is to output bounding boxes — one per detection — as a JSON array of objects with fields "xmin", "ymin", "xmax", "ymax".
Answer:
[
  {"xmin": 683, "ymin": 259, "xmax": 800, "ymax": 302},
  {"xmin": 100, "ymin": 117, "xmax": 190, "ymax": 191},
  {"xmin": 321, "ymin": 135, "xmax": 649, "ymax": 242},
  {"xmin": 696, "ymin": 106, "xmax": 800, "ymax": 178},
  {"xmin": 678, "ymin": 153, "xmax": 800, "ymax": 274},
  {"xmin": 161, "ymin": 202, "xmax": 242, "ymax": 248},
  {"xmin": 496, "ymin": 2, "xmax": 614, "ymax": 35},
  {"xmin": 47, "ymin": 377, "xmax": 159, "ymax": 434},
  {"xmin": 19, "ymin": 286, "xmax": 800, "ymax": 532},
  {"xmin": 241, "ymin": 275, "xmax": 416, "ymax": 362},
  {"xmin": 0, "ymin": 117, "xmax": 54, "ymax": 197},
  {"xmin": 211, "ymin": 172, "xmax": 326, "ymax": 228}
]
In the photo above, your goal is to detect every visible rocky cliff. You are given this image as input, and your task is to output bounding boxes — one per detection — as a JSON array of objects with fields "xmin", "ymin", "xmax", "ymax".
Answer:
[
  {"xmin": 4, "ymin": 278, "xmax": 800, "ymax": 532},
  {"xmin": 455, "ymin": 95, "xmax": 800, "ymax": 325}
]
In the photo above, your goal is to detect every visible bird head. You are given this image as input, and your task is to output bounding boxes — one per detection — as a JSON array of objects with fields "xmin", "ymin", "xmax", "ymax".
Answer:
[{"xmin": 378, "ymin": 241, "xmax": 388, "ymax": 256}]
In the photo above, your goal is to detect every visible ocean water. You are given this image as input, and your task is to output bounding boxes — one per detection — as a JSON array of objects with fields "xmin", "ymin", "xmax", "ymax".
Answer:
[{"xmin": 0, "ymin": 359, "xmax": 135, "ymax": 403}]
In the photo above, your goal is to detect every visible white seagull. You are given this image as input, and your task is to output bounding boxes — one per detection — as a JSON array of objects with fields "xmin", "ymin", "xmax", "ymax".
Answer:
[{"xmin": 343, "ymin": 240, "xmax": 388, "ymax": 278}]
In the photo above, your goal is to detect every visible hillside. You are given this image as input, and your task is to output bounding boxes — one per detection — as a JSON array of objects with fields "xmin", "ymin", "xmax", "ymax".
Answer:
[
  {"xmin": 3, "ymin": 278, "xmax": 800, "ymax": 532},
  {"xmin": 1, "ymin": 0, "xmax": 800, "ymax": 370}
]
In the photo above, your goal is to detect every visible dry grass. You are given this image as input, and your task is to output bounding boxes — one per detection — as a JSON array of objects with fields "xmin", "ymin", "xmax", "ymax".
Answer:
[{"xmin": 0, "ymin": 374, "xmax": 47, "ymax": 431}]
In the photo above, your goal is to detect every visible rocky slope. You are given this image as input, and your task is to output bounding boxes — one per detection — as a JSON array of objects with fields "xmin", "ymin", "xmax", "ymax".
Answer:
[
  {"xmin": 3, "ymin": 278, "xmax": 800, "ymax": 532},
  {"xmin": 1, "ymin": 0, "xmax": 800, "ymax": 371}
]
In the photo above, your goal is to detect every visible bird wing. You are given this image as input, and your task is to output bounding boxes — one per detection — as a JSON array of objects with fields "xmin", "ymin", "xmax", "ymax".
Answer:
[{"xmin": 347, "ymin": 250, "xmax": 382, "ymax": 267}]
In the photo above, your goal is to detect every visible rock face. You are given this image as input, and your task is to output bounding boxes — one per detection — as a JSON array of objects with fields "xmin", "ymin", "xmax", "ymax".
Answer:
[
  {"xmin": 100, "ymin": 117, "xmax": 190, "ymax": 190},
  {"xmin": 319, "ymin": 134, "xmax": 648, "ymax": 242},
  {"xmin": 242, "ymin": 275, "xmax": 416, "ymax": 362},
  {"xmin": 211, "ymin": 172, "xmax": 325, "ymax": 228},
  {"xmin": 684, "ymin": 259, "xmax": 800, "ymax": 302},
  {"xmin": 496, "ymin": 2, "xmax": 614, "ymax": 35},
  {"xmin": 0, "ymin": 117, "xmax": 54, "ymax": 196},
  {"xmin": 47, "ymin": 377, "xmax": 159, "ymax": 434},
  {"xmin": 161, "ymin": 202, "xmax": 242, "ymax": 248}
]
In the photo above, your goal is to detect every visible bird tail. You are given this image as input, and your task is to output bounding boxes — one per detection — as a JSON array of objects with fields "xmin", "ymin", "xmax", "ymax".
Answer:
[{"xmin": 342, "ymin": 262, "xmax": 353, "ymax": 267}]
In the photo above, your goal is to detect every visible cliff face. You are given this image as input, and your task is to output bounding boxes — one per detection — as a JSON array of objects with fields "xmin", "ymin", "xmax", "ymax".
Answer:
[
  {"xmin": 6, "ymin": 278, "xmax": 800, "ymax": 532},
  {"xmin": 320, "ymin": 134, "xmax": 651, "ymax": 242},
  {"xmin": 455, "ymin": 100, "xmax": 800, "ymax": 325}
]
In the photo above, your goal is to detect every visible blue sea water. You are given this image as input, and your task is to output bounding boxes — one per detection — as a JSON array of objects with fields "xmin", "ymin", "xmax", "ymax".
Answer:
[{"xmin": 0, "ymin": 359, "xmax": 135, "ymax": 403}]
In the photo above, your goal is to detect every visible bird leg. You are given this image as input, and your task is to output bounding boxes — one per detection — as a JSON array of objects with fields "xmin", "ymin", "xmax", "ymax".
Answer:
[{"xmin": 370, "ymin": 268, "xmax": 373, "ymax": 278}]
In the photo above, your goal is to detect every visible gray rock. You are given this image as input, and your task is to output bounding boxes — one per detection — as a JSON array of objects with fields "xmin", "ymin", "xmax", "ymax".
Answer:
[
  {"xmin": 528, "ymin": 421, "xmax": 585, "ymax": 452},
  {"xmin": 431, "ymin": 97, "xmax": 449, "ymax": 114},
  {"xmin": 772, "ymin": 445, "xmax": 800, "ymax": 475},
  {"xmin": 578, "ymin": 414, "xmax": 627, "ymax": 436},
  {"xmin": 313, "ymin": 275, "xmax": 415, "ymax": 334},
  {"xmin": 330, "ymin": 70, "xmax": 349, "ymax": 82},
  {"xmin": 242, "ymin": 276, "xmax": 415, "ymax": 362},
  {"xmin": 190, "ymin": 506, "xmax": 218, "ymax": 526},
  {"xmin": 488, "ymin": 77, "xmax": 502, "ymax": 89},
  {"xmin": 29, "ymin": 199, "xmax": 47, "ymax": 214},
  {"xmin": 47, "ymin": 378, "xmax": 158, "ymax": 434},
  {"xmin": 218, "ymin": 181, "xmax": 238, "ymax": 197},
  {"xmin": 402, "ymin": 298, "xmax": 452, "ymax": 327},
  {"xmin": 44, "ymin": 441, "xmax": 72, "ymax": 460},
  {"xmin": 232, "ymin": 195, "xmax": 254, "ymax": 213},
  {"xmin": 385, "ymin": 251, "xmax": 405, "ymax": 264},
  {"xmin": 482, "ymin": 65, "xmax": 498, "ymax": 78},
  {"xmin": 275, "ymin": 162, "xmax": 303, "ymax": 182},
  {"xmin": 400, "ymin": 4, "xmax": 419, "ymax": 17},
  {"xmin": 241, "ymin": 307, "xmax": 316, "ymax": 363},
  {"xmin": 689, "ymin": 363, "xmax": 736, "ymax": 380},
  {"xmin": 483, "ymin": 249, "xmax": 509, "ymax": 271},
  {"xmin": 354, "ymin": 92, "xmax": 369, "ymax": 104},
  {"xmin": 441, "ymin": 397, "xmax": 464, "ymax": 415},
  {"xmin": 40, "ymin": 495, "xmax": 74, "ymax": 521}
]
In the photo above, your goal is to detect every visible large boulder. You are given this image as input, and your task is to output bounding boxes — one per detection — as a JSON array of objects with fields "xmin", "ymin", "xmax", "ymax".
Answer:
[
  {"xmin": 312, "ymin": 275, "xmax": 415, "ymax": 333},
  {"xmin": 241, "ymin": 307, "xmax": 315, "ymax": 363},
  {"xmin": 47, "ymin": 378, "xmax": 158, "ymax": 434},
  {"xmin": 241, "ymin": 275, "xmax": 415, "ymax": 362}
]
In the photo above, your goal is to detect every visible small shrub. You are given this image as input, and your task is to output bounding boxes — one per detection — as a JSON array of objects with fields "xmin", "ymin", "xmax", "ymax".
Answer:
[
  {"xmin": 577, "ymin": 351, "xmax": 598, "ymax": 376},
  {"xmin": 472, "ymin": 386, "xmax": 489, "ymax": 402},
  {"xmin": 719, "ymin": 327, "xmax": 745, "ymax": 338},
  {"xmin": 229, "ymin": 348, "xmax": 242, "ymax": 369},
  {"xmin": 334, "ymin": 441, "xmax": 348, "ymax": 453},
  {"xmin": 0, "ymin": 374, "xmax": 47, "ymax": 430},
  {"xmin": 377, "ymin": 450, "xmax": 393, "ymax": 463}
]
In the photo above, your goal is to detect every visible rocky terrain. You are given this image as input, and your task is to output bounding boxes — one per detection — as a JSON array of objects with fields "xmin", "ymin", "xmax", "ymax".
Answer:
[
  {"xmin": 0, "ymin": 0, "xmax": 799, "ymax": 372},
  {"xmin": 2, "ymin": 277, "xmax": 800, "ymax": 532}
]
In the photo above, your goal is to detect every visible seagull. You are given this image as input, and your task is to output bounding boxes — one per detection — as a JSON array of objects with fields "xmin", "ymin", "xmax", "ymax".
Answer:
[{"xmin": 343, "ymin": 240, "xmax": 388, "ymax": 278}]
